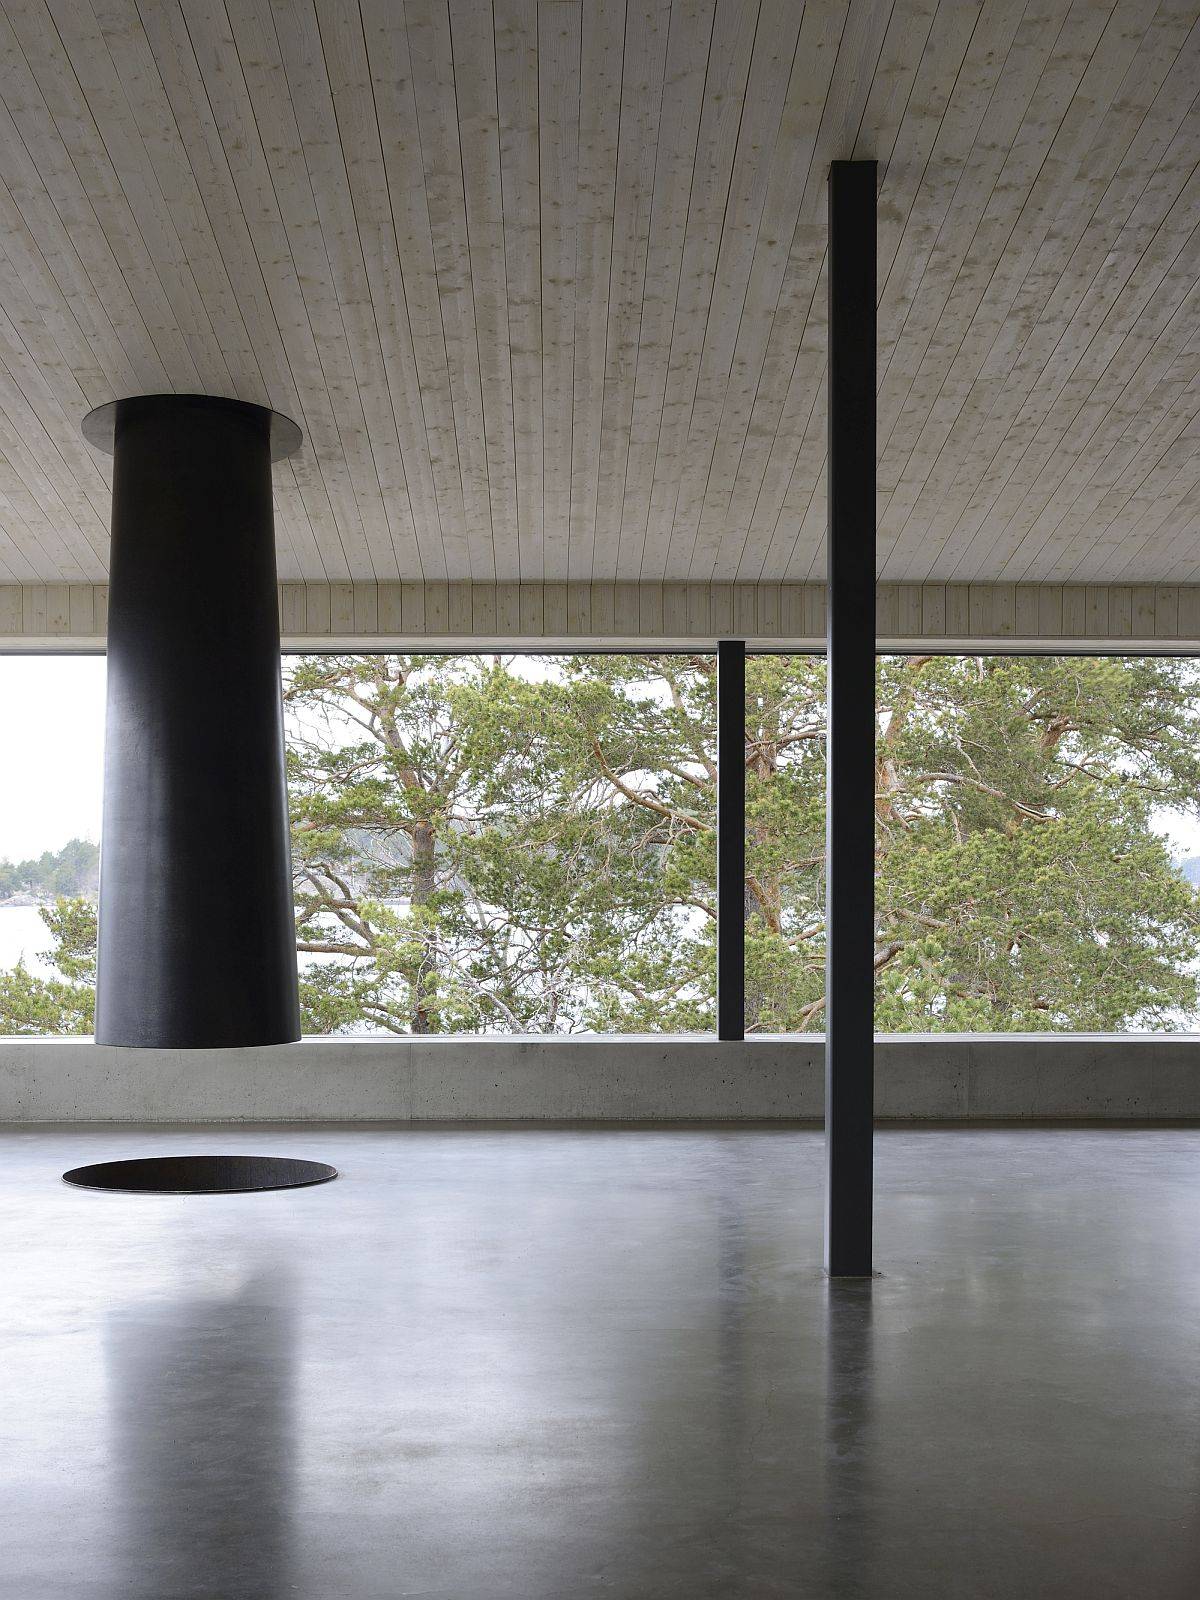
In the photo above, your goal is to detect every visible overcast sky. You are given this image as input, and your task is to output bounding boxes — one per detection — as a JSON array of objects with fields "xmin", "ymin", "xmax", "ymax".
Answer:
[
  {"xmin": 0, "ymin": 656, "xmax": 106, "ymax": 861},
  {"xmin": 3, "ymin": 655, "xmax": 1200, "ymax": 865}
]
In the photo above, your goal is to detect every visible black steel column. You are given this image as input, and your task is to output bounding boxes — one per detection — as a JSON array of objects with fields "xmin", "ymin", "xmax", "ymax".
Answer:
[
  {"xmin": 717, "ymin": 638, "xmax": 745, "ymax": 1041},
  {"xmin": 84, "ymin": 394, "xmax": 302, "ymax": 1049},
  {"xmin": 825, "ymin": 161, "xmax": 877, "ymax": 1276}
]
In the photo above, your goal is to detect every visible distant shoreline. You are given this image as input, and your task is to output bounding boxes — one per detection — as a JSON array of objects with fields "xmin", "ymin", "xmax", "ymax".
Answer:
[{"xmin": 0, "ymin": 895, "xmax": 97, "ymax": 910}]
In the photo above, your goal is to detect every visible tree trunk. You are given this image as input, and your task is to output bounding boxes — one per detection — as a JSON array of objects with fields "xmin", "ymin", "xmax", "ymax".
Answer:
[
  {"xmin": 410, "ymin": 820, "xmax": 437, "ymax": 1035},
  {"xmin": 743, "ymin": 698, "xmax": 777, "ymax": 1033},
  {"xmin": 743, "ymin": 878, "xmax": 761, "ymax": 1032}
]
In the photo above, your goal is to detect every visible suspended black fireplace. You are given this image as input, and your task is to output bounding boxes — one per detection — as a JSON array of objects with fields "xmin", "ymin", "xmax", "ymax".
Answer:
[{"xmin": 75, "ymin": 393, "xmax": 335, "ymax": 1194}]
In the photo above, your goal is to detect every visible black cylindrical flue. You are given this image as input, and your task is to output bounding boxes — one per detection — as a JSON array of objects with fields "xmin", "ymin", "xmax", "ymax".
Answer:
[{"xmin": 84, "ymin": 393, "xmax": 302, "ymax": 1048}]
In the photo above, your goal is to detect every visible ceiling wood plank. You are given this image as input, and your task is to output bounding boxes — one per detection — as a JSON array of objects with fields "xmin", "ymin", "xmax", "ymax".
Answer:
[
  {"xmin": 668, "ymin": 0, "xmax": 806, "ymax": 579},
  {"xmin": 177, "ymin": 0, "xmax": 366, "ymax": 578},
  {"xmin": 133, "ymin": 0, "xmax": 329, "ymax": 577},
  {"xmin": 407, "ymin": 0, "xmax": 498, "ymax": 580},
  {"xmin": 639, "ymin": 0, "xmax": 758, "ymax": 582},
  {"xmin": 615, "ymin": 0, "xmax": 715, "ymax": 579},
  {"xmin": 450, "ymin": 0, "xmax": 520, "ymax": 578},
  {"xmin": 495, "ymin": 0, "xmax": 544, "ymax": 580},
  {"xmin": 888, "ymin": 2, "xmax": 1187, "ymax": 581},
  {"xmin": 537, "ymin": 0, "xmax": 582, "ymax": 580},
  {"xmin": 276, "ymin": 0, "xmax": 423, "ymax": 580},
  {"xmin": 228, "ymin": 0, "xmax": 389, "ymax": 579},
  {"xmin": 712, "ymin": 0, "xmax": 914, "ymax": 582},
  {"xmin": 567, "ymin": 0, "xmax": 623, "ymax": 578}
]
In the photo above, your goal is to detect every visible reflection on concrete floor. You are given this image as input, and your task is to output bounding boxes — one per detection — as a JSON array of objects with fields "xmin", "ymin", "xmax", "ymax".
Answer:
[{"xmin": 3, "ymin": 1124, "xmax": 1200, "ymax": 1598}]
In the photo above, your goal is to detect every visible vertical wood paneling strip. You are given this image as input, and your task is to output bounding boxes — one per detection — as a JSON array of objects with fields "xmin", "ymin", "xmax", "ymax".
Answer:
[
  {"xmin": 544, "ymin": 582, "xmax": 567, "ymax": 634},
  {"xmin": 567, "ymin": 581, "xmax": 591, "ymax": 636},
  {"xmin": 352, "ymin": 583, "xmax": 379, "ymax": 634},
  {"xmin": 992, "ymin": 583, "xmax": 1014, "ymax": 638},
  {"xmin": 400, "ymin": 582, "xmax": 427, "ymax": 635},
  {"xmin": 0, "ymin": 584, "xmax": 22, "ymax": 632},
  {"xmin": 280, "ymin": 582, "xmax": 306, "ymax": 636},
  {"xmin": 590, "ymin": 581, "xmax": 615, "ymax": 637},
  {"xmin": 330, "ymin": 583, "xmax": 355, "ymax": 633},
  {"xmin": 713, "ymin": 582, "xmax": 732, "ymax": 636},
  {"xmin": 613, "ymin": 583, "xmax": 639, "ymax": 635},
  {"xmin": 876, "ymin": 583, "xmax": 898, "ymax": 636},
  {"xmin": 1109, "ymin": 586, "xmax": 1132, "ymax": 638},
  {"xmin": 710, "ymin": 582, "xmax": 732, "ymax": 637},
  {"xmin": 68, "ymin": 582, "xmax": 94, "ymax": 636},
  {"xmin": 638, "ymin": 583, "xmax": 664, "ymax": 636},
  {"xmin": 758, "ymin": 582, "xmax": 781, "ymax": 638},
  {"xmin": 306, "ymin": 584, "xmax": 332, "ymax": 636},
  {"xmin": 780, "ymin": 583, "xmax": 804, "ymax": 639},
  {"xmin": 1014, "ymin": 585, "xmax": 1038, "ymax": 638},
  {"xmin": 519, "ymin": 582, "xmax": 544, "ymax": 636},
  {"xmin": 22, "ymin": 585, "xmax": 47, "ymax": 634},
  {"xmin": 733, "ymin": 584, "xmax": 757, "ymax": 638},
  {"xmin": 471, "ymin": 584, "xmax": 497, "ymax": 635},
  {"xmin": 447, "ymin": 583, "xmax": 471, "ymax": 634},
  {"xmin": 378, "ymin": 583, "xmax": 404, "ymax": 634},
  {"xmin": 921, "ymin": 583, "xmax": 946, "ymax": 638},
  {"xmin": 1177, "ymin": 587, "xmax": 1200, "ymax": 640},
  {"xmin": 686, "ymin": 582, "xmax": 709, "ymax": 638},
  {"xmin": 420, "ymin": 582, "xmax": 446, "ymax": 633},
  {"xmin": 663, "ymin": 581, "xmax": 688, "ymax": 637},
  {"xmin": 496, "ymin": 582, "xmax": 520, "ymax": 635},
  {"xmin": 1037, "ymin": 586, "xmax": 1062, "ymax": 638},
  {"xmin": 1155, "ymin": 585, "xmax": 1179, "ymax": 639}
]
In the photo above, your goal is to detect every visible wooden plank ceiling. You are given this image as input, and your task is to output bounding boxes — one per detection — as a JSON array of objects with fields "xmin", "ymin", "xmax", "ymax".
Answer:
[{"xmin": 0, "ymin": 0, "xmax": 1197, "ymax": 588}]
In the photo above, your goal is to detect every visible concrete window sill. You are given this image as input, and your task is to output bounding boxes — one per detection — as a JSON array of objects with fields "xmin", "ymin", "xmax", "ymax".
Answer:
[{"xmin": 2, "ymin": 1032, "xmax": 1199, "ymax": 1122}]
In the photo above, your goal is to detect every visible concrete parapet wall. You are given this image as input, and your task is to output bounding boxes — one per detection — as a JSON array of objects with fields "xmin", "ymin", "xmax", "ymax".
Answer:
[{"xmin": 2, "ymin": 1033, "xmax": 1199, "ymax": 1122}]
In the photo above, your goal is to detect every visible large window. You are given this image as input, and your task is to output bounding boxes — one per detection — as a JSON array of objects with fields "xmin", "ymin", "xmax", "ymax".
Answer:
[{"xmin": 4, "ymin": 650, "xmax": 1200, "ymax": 1038}]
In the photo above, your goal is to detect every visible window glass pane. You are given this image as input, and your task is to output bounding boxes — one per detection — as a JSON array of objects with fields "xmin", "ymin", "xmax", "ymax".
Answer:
[
  {"xmin": 744, "ymin": 653, "xmax": 827, "ymax": 1032},
  {"xmin": 748, "ymin": 652, "xmax": 1200, "ymax": 1034},
  {"xmin": 875, "ymin": 653, "xmax": 1200, "ymax": 1032},
  {"xmin": 286, "ymin": 653, "xmax": 717, "ymax": 1034},
  {"xmin": 0, "ymin": 656, "xmax": 104, "ymax": 1035}
]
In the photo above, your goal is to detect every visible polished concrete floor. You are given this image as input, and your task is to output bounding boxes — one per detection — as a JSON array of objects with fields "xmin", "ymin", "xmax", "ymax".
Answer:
[{"xmin": 3, "ymin": 1124, "xmax": 1200, "ymax": 1599}]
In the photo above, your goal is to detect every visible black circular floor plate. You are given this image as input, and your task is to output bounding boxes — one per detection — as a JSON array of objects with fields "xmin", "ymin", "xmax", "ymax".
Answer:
[{"xmin": 61, "ymin": 1154, "xmax": 338, "ymax": 1193}]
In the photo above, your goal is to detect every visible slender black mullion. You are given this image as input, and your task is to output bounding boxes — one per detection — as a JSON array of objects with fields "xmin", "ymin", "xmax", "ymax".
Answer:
[
  {"xmin": 825, "ymin": 160, "xmax": 877, "ymax": 1277},
  {"xmin": 717, "ymin": 638, "xmax": 746, "ymax": 1041}
]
